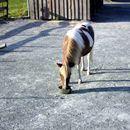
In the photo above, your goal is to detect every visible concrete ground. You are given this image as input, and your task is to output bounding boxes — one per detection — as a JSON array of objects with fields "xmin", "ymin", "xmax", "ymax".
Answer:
[{"xmin": 0, "ymin": 1, "xmax": 130, "ymax": 130}]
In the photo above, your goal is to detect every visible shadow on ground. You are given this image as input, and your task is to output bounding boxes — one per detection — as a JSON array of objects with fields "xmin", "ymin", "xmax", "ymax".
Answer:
[
  {"xmin": 112, "ymin": 0, "xmax": 130, "ymax": 2},
  {"xmin": 0, "ymin": 21, "xmax": 70, "ymax": 55},
  {"xmin": 73, "ymin": 86, "xmax": 130, "ymax": 94},
  {"xmin": 0, "ymin": 21, "xmax": 44, "ymax": 41},
  {"xmin": 70, "ymin": 68, "xmax": 130, "ymax": 84},
  {"xmin": 94, "ymin": 1, "xmax": 130, "ymax": 22}
]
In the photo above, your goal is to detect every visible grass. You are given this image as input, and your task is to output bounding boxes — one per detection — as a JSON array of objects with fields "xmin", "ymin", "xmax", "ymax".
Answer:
[
  {"xmin": 0, "ymin": 0, "xmax": 28, "ymax": 18},
  {"xmin": 0, "ymin": 2, "xmax": 8, "ymax": 17},
  {"xmin": 8, "ymin": 0, "xmax": 28, "ymax": 17}
]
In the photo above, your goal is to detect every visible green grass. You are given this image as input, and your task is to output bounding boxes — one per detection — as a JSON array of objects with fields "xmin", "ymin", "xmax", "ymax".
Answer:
[
  {"xmin": 0, "ymin": 2, "xmax": 8, "ymax": 17},
  {"xmin": 8, "ymin": 0, "xmax": 28, "ymax": 17}
]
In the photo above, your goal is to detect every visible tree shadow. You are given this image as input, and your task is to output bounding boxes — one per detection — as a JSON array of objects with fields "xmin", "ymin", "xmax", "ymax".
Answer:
[
  {"xmin": 94, "ymin": 2, "xmax": 130, "ymax": 22},
  {"xmin": 0, "ymin": 21, "xmax": 45, "ymax": 41},
  {"xmin": 0, "ymin": 20, "xmax": 8, "ymax": 25},
  {"xmin": 0, "ymin": 21, "xmax": 70, "ymax": 55},
  {"xmin": 72, "ymin": 86, "xmax": 130, "ymax": 94}
]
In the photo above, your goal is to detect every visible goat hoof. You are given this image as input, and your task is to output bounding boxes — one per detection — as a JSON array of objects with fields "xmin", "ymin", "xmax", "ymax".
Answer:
[
  {"xmin": 60, "ymin": 87, "xmax": 72, "ymax": 94},
  {"xmin": 81, "ymin": 67, "xmax": 85, "ymax": 71},
  {"xmin": 87, "ymin": 72, "xmax": 90, "ymax": 75},
  {"xmin": 78, "ymin": 79, "xmax": 82, "ymax": 84},
  {"xmin": 59, "ymin": 86, "xmax": 62, "ymax": 89},
  {"xmin": 87, "ymin": 72, "xmax": 92, "ymax": 75}
]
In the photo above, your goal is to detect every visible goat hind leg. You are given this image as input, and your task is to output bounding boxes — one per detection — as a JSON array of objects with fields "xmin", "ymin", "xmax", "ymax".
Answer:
[
  {"xmin": 87, "ymin": 53, "xmax": 90, "ymax": 75},
  {"xmin": 77, "ymin": 65, "xmax": 82, "ymax": 84},
  {"xmin": 81, "ymin": 57, "xmax": 85, "ymax": 71}
]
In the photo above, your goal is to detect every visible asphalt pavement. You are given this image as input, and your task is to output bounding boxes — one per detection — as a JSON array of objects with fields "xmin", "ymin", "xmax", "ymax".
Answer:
[{"xmin": 0, "ymin": 1, "xmax": 130, "ymax": 130}]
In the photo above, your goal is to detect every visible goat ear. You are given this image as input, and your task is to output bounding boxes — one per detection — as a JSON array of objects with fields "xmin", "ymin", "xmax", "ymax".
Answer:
[{"xmin": 57, "ymin": 63, "xmax": 62, "ymax": 68}]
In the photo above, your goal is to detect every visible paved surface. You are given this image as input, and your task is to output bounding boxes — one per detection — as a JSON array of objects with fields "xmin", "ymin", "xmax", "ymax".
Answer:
[{"xmin": 0, "ymin": 1, "xmax": 130, "ymax": 130}]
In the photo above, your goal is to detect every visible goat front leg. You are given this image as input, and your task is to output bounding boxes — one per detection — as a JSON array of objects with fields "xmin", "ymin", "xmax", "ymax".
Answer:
[{"xmin": 77, "ymin": 64, "xmax": 82, "ymax": 84}]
